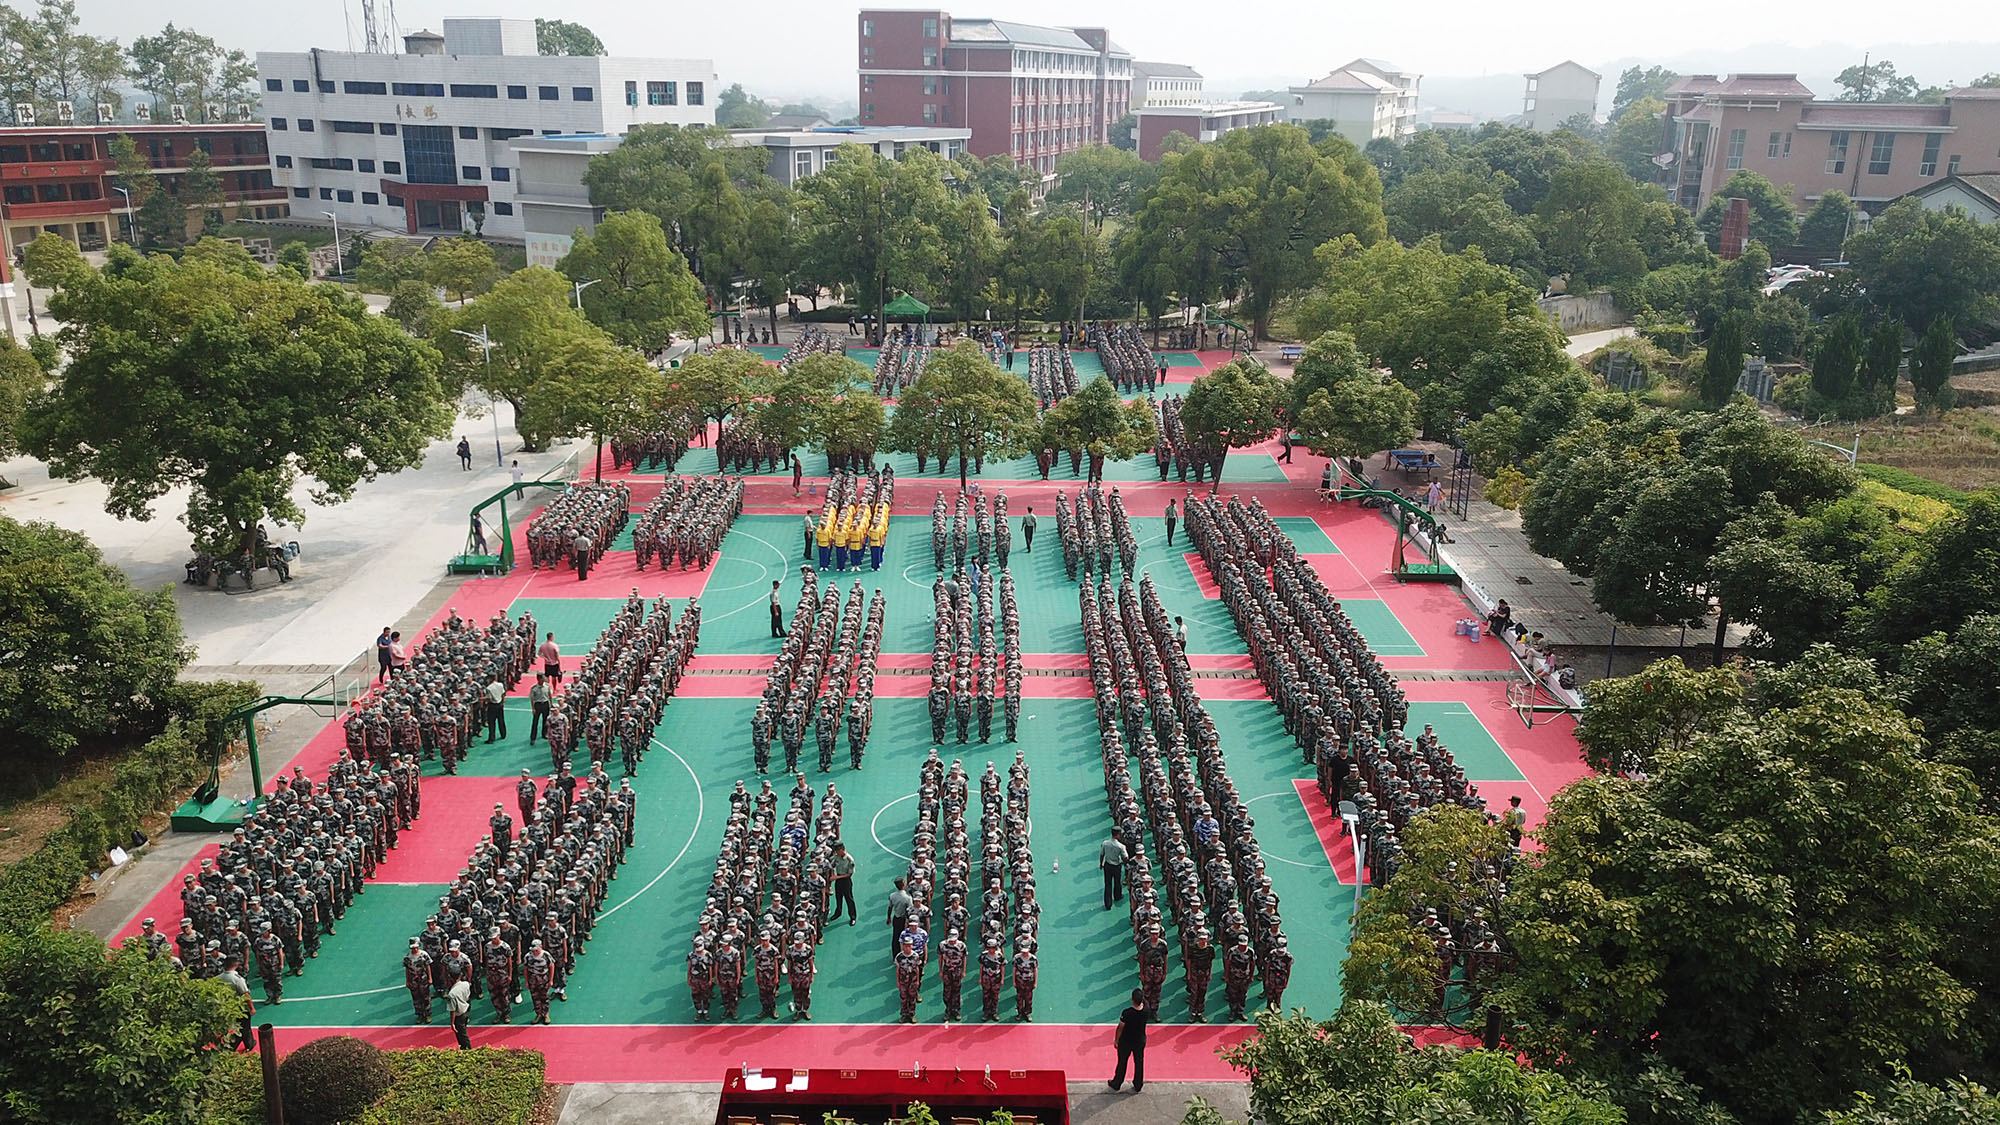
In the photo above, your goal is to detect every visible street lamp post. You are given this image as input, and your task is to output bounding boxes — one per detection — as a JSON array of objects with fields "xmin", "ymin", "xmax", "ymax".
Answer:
[
  {"xmin": 321, "ymin": 211, "xmax": 343, "ymax": 277},
  {"xmin": 451, "ymin": 325, "xmax": 505, "ymax": 467},
  {"xmin": 112, "ymin": 186, "xmax": 136, "ymax": 246},
  {"xmin": 572, "ymin": 278, "xmax": 601, "ymax": 309}
]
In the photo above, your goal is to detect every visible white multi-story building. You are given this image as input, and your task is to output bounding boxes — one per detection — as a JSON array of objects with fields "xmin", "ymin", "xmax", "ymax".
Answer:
[
  {"xmin": 1132, "ymin": 61, "xmax": 1203, "ymax": 108},
  {"xmin": 1288, "ymin": 57, "xmax": 1420, "ymax": 146},
  {"xmin": 256, "ymin": 19, "xmax": 715, "ymax": 239},
  {"xmin": 1523, "ymin": 61, "xmax": 1601, "ymax": 132}
]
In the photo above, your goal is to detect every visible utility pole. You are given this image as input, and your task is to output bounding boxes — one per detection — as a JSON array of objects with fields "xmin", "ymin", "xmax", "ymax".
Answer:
[
  {"xmin": 1077, "ymin": 186, "xmax": 1091, "ymax": 332},
  {"xmin": 451, "ymin": 325, "xmax": 505, "ymax": 466}
]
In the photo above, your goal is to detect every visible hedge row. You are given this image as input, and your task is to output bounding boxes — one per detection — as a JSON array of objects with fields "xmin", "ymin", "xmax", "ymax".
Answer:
[
  {"xmin": 0, "ymin": 680, "xmax": 260, "ymax": 935},
  {"xmin": 199, "ymin": 1046, "xmax": 547, "ymax": 1125},
  {"xmin": 1855, "ymin": 462, "xmax": 1973, "ymax": 508}
]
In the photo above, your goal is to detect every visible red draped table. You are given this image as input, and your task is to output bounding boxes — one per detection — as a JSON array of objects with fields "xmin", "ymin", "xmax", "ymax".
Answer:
[{"xmin": 716, "ymin": 1066, "xmax": 1070, "ymax": 1125}]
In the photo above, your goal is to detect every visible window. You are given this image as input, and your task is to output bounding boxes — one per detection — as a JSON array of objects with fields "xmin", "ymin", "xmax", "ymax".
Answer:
[
  {"xmin": 292, "ymin": 187, "xmax": 309, "ymax": 198},
  {"xmin": 336, "ymin": 189, "xmax": 354, "ymax": 202},
  {"xmin": 343, "ymin": 81, "xmax": 387, "ymax": 95},
  {"xmin": 458, "ymin": 126, "xmax": 479, "ymax": 139},
  {"xmin": 293, "ymin": 79, "xmax": 310, "ymax": 92},
  {"xmin": 383, "ymin": 160, "xmax": 401, "ymax": 174},
  {"xmin": 1868, "ymin": 132, "xmax": 1895, "ymax": 174},
  {"xmin": 266, "ymin": 78, "xmax": 284, "ymax": 92},
  {"xmin": 461, "ymin": 165, "xmax": 482, "ymax": 181},
  {"xmin": 508, "ymin": 85, "xmax": 527, "ymax": 100},
  {"xmin": 924, "ymin": 76, "xmax": 938, "ymax": 96},
  {"xmin": 648, "ymin": 81, "xmax": 676, "ymax": 106},
  {"xmin": 1767, "ymin": 131, "xmax": 1783, "ymax": 159},
  {"xmin": 688, "ymin": 82, "xmax": 704, "ymax": 106},
  {"xmin": 795, "ymin": 149, "xmax": 814, "ymax": 180},
  {"xmin": 923, "ymin": 47, "xmax": 938, "ymax": 68},
  {"xmin": 386, "ymin": 193, "xmax": 402, "ymax": 207},
  {"xmin": 362, "ymin": 192, "xmax": 379, "ymax": 205},
  {"xmin": 297, "ymin": 118, "xmax": 314, "ymax": 131},
  {"xmin": 392, "ymin": 82, "xmax": 444, "ymax": 97},
  {"xmin": 572, "ymin": 87, "xmax": 593, "ymax": 102},
  {"xmin": 1921, "ymin": 133, "xmax": 1942, "ymax": 177},
  {"xmin": 379, "ymin": 122, "xmax": 397, "ymax": 135},
  {"xmin": 863, "ymin": 74, "xmax": 875, "ymax": 91},
  {"xmin": 358, "ymin": 158, "xmax": 375, "ymax": 172},
  {"xmin": 860, "ymin": 17, "xmax": 873, "ymax": 35},
  {"xmin": 861, "ymin": 45, "xmax": 874, "ymax": 62},
  {"xmin": 923, "ymin": 17, "xmax": 938, "ymax": 37},
  {"xmin": 275, "ymin": 154, "xmax": 293, "ymax": 168},
  {"xmin": 1949, "ymin": 154, "xmax": 1962, "ymax": 175},
  {"xmin": 625, "ymin": 80, "xmax": 639, "ymax": 106},
  {"xmin": 491, "ymin": 166, "xmax": 510, "ymax": 181},
  {"xmin": 923, "ymin": 103, "xmax": 937, "ymax": 124},
  {"xmin": 307, "ymin": 157, "xmax": 355, "ymax": 170},
  {"xmin": 489, "ymin": 127, "xmax": 533, "ymax": 140},
  {"xmin": 270, "ymin": 117, "xmax": 287, "ymax": 130},
  {"xmin": 493, "ymin": 201, "xmax": 513, "ymax": 216},
  {"xmin": 539, "ymin": 86, "xmax": 559, "ymax": 100},
  {"xmin": 331, "ymin": 119, "xmax": 374, "ymax": 133},
  {"xmin": 318, "ymin": 80, "xmax": 334, "ymax": 93},
  {"xmin": 319, "ymin": 187, "xmax": 333, "ymax": 199},
  {"xmin": 400, "ymin": 123, "xmax": 457, "ymax": 185},
  {"xmin": 1825, "ymin": 131, "xmax": 1849, "ymax": 174},
  {"xmin": 450, "ymin": 83, "xmax": 498, "ymax": 99}
]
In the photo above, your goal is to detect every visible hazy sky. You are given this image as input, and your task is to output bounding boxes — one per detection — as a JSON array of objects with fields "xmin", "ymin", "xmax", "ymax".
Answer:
[{"xmin": 71, "ymin": 0, "xmax": 2000, "ymax": 99}]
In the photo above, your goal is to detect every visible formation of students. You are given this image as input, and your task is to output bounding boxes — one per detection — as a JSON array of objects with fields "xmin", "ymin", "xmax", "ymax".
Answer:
[
  {"xmin": 152, "ymin": 754, "xmax": 419, "ymax": 1011},
  {"xmin": 776, "ymin": 327, "xmax": 844, "ymax": 367},
  {"xmin": 346, "ymin": 608, "xmax": 539, "ymax": 776},
  {"xmin": 1095, "ymin": 324, "xmax": 1164, "ymax": 393},
  {"xmin": 926, "ymin": 562, "xmax": 1023, "ymax": 746},
  {"xmin": 402, "ymin": 766, "xmax": 636, "ymax": 1027},
  {"xmin": 1054, "ymin": 486, "xmax": 1139, "ymax": 581},
  {"xmin": 525, "ymin": 483, "xmax": 632, "ymax": 575},
  {"xmin": 715, "ymin": 418, "xmax": 792, "ymax": 475},
  {"xmin": 752, "ymin": 569, "xmax": 885, "ymax": 774},
  {"xmin": 542, "ymin": 591, "xmax": 701, "ymax": 778},
  {"xmin": 1149, "ymin": 396, "xmax": 1225, "ymax": 484},
  {"xmin": 630, "ymin": 475, "xmax": 745, "ymax": 572},
  {"xmin": 872, "ymin": 338, "xmax": 933, "ymax": 397},
  {"xmin": 1025, "ymin": 345, "xmax": 1080, "ymax": 407},
  {"xmin": 895, "ymin": 751, "xmax": 1038, "ymax": 1022},
  {"xmin": 811, "ymin": 470, "xmax": 894, "ymax": 573},
  {"xmin": 1080, "ymin": 572, "xmax": 1292, "ymax": 1020},
  {"xmin": 686, "ymin": 775, "xmax": 842, "ymax": 1020},
  {"xmin": 608, "ymin": 406, "xmax": 700, "ymax": 473}
]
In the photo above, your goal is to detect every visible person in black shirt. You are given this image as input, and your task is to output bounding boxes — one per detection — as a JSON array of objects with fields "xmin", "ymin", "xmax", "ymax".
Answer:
[{"xmin": 1107, "ymin": 988, "xmax": 1150, "ymax": 1092}]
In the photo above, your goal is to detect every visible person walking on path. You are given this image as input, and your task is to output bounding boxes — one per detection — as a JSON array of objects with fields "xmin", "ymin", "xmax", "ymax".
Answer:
[
  {"xmin": 1022, "ymin": 507, "xmax": 1037, "ymax": 552},
  {"xmin": 829, "ymin": 842, "xmax": 858, "ymax": 925},
  {"xmin": 217, "ymin": 958, "xmax": 256, "ymax": 1051},
  {"xmin": 510, "ymin": 460, "xmax": 525, "ymax": 499},
  {"xmin": 886, "ymin": 877, "xmax": 914, "ymax": 960},
  {"xmin": 470, "ymin": 513, "xmax": 489, "ymax": 555},
  {"xmin": 457, "ymin": 437, "xmax": 472, "ymax": 470},
  {"xmin": 446, "ymin": 977, "xmax": 473, "ymax": 1048},
  {"xmin": 1164, "ymin": 499, "xmax": 1178, "ymax": 546},
  {"xmin": 1107, "ymin": 988, "xmax": 1151, "ymax": 1092},
  {"xmin": 376, "ymin": 627, "xmax": 394, "ymax": 682},
  {"xmin": 1426, "ymin": 479, "xmax": 1442, "ymax": 513},
  {"xmin": 791, "ymin": 455, "xmax": 804, "ymax": 497},
  {"xmin": 1099, "ymin": 834, "xmax": 1127, "ymax": 910},
  {"xmin": 769, "ymin": 581, "xmax": 788, "ymax": 638}
]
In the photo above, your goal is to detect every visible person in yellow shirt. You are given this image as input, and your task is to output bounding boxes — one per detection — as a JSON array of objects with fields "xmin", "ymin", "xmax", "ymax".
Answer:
[
  {"xmin": 868, "ymin": 513, "xmax": 888, "ymax": 571},
  {"xmin": 816, "ymin": 516, "xmax": 833, "ymax": 570},
  {"xmin": 833, "ymin": 513, "xmax": 851, "ymax": 572},
  {"xmin": 848, "ymin": 518, "xmax": 869, "ymax": 572}
]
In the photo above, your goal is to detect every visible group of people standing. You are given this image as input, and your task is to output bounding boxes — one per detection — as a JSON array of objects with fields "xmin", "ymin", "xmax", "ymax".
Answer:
[
  {"xmin": 541, "ymin": 591, "xmax": 700, "ymax": 778},
  {"xmin": 752, "ymin": 569, "xmax": 884, "ymax": 775},
  {"xmin": 927, "ymin": 562, "xmax": 1024, "ymax": 746},
  {"xmin": 1150, "ymin": 395, "xmax": 1226, "ymax": 484},
  {"xmin": 349, "ymin": 609, "xmax": 540, "ymax": 776},
  {"xmin": 809, "ymin": 470, "xmax": 894, "ymax": 573},
  {"xmin": 1054, "ymin": 486, "xmax": 1140, "ymax": 580},
  {"xmin": 524, "ymin": 482, "xmax": 631, "ymax": 580},
  {"xmin": 630, "ymin": 475, "xmax": 745, "ymax": 573},
  {"xmin": 1095, "ymin": 324, "xmax": 1167, "ymax": 393},
  {"xmin": 929, "ymin": 488, "xmax": 1012, "ymax": 573},
  {"xmin": 1080, "ymin": 574, "xmax": 1290, "ymax": 1022}
]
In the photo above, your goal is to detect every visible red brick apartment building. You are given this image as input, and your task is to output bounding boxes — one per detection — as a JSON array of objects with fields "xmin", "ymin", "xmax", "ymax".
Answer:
[
  {"xmin": 857, "ymin": 10, "xmax": 1132, "ymax": 175},
  {"xmin": 1, "ymin": 123, "xmax": 284, "ymax": 252}
]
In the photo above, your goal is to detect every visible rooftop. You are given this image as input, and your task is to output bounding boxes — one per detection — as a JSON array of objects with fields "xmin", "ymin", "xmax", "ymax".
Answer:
[
  {"xmin": 948, "ymin": 18, "xmax": 1094, "ymax": 52},
  {"xmin": 1528, "ymin": 59, "xmax": 1600, "ymax": 79},
  {"xmin": 1798, "ymin": 102, "xmax": 1952, "ymax": 129},
  {"xmin": 1664, "ymin": 74, "xmax": 1722, "ymax": 96},
  {"xmin": 1299, "ymin": 69, "xmax": 1395, "ymax": 92},
  {"xmin": 1134, "ymin": 60, "xmax": 1202, "ymax": 80},
  {"xmin": 1711, "ymin": 73, "xmax": 1816, "ymax": 99},
  {"xmin": 1904, "ymin": 171, "xmax": 2000, "ymax": 211}
]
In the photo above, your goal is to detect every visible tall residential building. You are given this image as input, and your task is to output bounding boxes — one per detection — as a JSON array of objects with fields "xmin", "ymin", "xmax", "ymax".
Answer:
[
  {"xmin": 1132, "ymin": 61, "xmax": 1204, "ymax": 108},
  {"xmin": 2, "ymin": 122, "xmax": 283, "ymax": 252},
  {"xmin": 1288, "ymin": 58, "xmax": 1420, "ymax": 146},
  {"xmin": 856, "ymin": 10, "xmax": 1132, "ymax": 175},
  {"xmin": 256, "ymin": 19, "xmax": 715, "ymax": 239},
  {"xmin": 1663, "ymin": 73, "xmax": 2000, "ymax": 214},
  {"xmin": 1522, "ymin": 61, "xmax": 1601, "ymax": 132}
]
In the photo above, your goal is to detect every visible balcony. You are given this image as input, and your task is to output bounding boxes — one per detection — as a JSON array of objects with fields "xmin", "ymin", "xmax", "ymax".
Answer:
[
  {"xmin": 1, "ymin": 197, "xmax": 112, "ymax": 220},
  {"xmin": 0, "ymin": 159, "xmax": 112, "ymax": 181},
  {"xmin": 230, "ymin": 187, "xmax": 288, "ymax": 203}
]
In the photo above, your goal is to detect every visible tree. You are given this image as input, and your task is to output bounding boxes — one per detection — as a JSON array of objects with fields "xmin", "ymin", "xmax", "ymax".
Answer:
[
  {"xmin": 127, "ymin": 23, "xmax": 251, "ymax": 115},
  {"xmin": 385, "ymin": 279, "xmax": 442, "ymax": 336},
  {"xmin": 745, "ymin": 352, "xmax": 869, "ymax": 453},
  {"xmin": 1862, "ymin": 493, "xmax": 2000, "ymax": 650},
  {"xmin": 1108, "ymin": 113, "xmax": 1136, "ymax": 150},
  {"xmin": 582, "ymin": 124, "xmax": 778, "ymax": 254},
  {"xmin": 180, "ymin": 145, "xmax": 224, "ymax": 234},
  {"xmin": 0, "ymin": 334, "xmax": 42, "ymax": 484},
  {"xmin": 1700, "ymin": 310, "xmax": 1748, "ymax": 407},
  {"xmin": 24, "ymin": 240, "xmax": 454, "ymax": 555},
  {"xmin": 1898, "ymin": 614, "xmax": 2000, "ymax": 814},
  {"xmin": 1696, "ymin": 170, "xmax": 1799, "ymax": 250},
  {"xmin": 1860, "ymin": 318, "xmax": 1903, "ymax": 416},
  {"xmin": 534, "ymin": 18, "xmax": 604, "ymax": 56},
  {"xmin": 1835, "ymin": 58, "xmax": 1920, "ymax": 102},
  {"xmin": 1181, "ymin": 361, "xmax": 1283, "ymax": 483},
  {"xmin": 424, "ymin": 237, "xmax": 499, "ymax": 304},
  {"xmin": 106, "ymin": 132, "xmax": 157, "ymax": 211},
  {"xmin": 0, "ymin": 515, "xmax": 188, "ymax": 762},
  {"xmin": 133, "ymin": 187, "xmax": 184, "ymax": 249},
  {"xmin": 1296, "ymin": 379, "xmax": 1417, "ymax": 465},
  {"xmin": 1709, "ymin": 497, "xmax": 1901, "ymax": 660},
  {"xmin": 796, "ymin": 145, "xmax": 956, "ymax": 322},
  {"xmin": 670, "ymin": 346, "xmax": 764, "ymax": 432},
  {"xmin": 678, "ymin": 161, "xmax": 750, "ymax": 308},
  {"xmin": 1810, "ymin": 313, "xmax": 1863, "ymax": 402},
  {"xmin": 0, "ymin": 927, "xmax": 242, "ymax": 1124},
  {"xmin": 1613, "ymin": 65, "xmax": 1680, "ymax": 120},
  {"xmin": 1126, "ymin": 124, "xmax": 1385, "ymax": 340},
  {"xmin": 1605, "ymin": 96, "xmax": 1670, "ymax": 183},
  {"xmin": 1384, "ymin": 169, "xmax": 1542, "ymax": 274},
  {"xmin": 1049, "ymin": 145, "xmax": 1159, "ymax": 226},
  {"xmin": 1036, "ymin": 377, "xmax": 1158, "ymax": 481},
  {"xmin": 558, "ymin": 210, "xmax": 708, "ymax": 352},
  {"xmin": 5, "ymin": 0, "xmax": 126, "ymax": 111},
  {"xmin": 1495, "ymin": 687, "xmax": 2000, "ymax": 1122},
  {"xmin": 1571, "ymin": 656, "xmax": 1744, "ymax": 775},
  {"xmin": 1797, "ymin": 190, "xmax": 1855, "ymax": 259},
  {"xmin": 1845, "ymin": 198, "xmax": 2000, "ymax": 333},
  {"xmin": 884, "ymin": 340, "xmax": 1038, "ymax": 483},
  {"xmin": 1910, "ymin": 313, "xmax": 1958, "ymax": 412},
  {"xmin": 1825, "ymin": 1078, "xmax": 2000, "ymax": 1125},
  {"xmin": 714, "ymin": 83, "xmax": 770, "ymax": 128},
  {"xmin": 1535, "ymin": 157, "xmax": 1652, "ymax": 289}
]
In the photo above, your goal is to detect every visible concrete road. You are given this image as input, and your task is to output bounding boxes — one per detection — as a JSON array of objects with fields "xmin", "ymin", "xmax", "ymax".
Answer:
[{"xmin": 1564, "ymin": 325, "xmax": 1636, "ymax": 357}]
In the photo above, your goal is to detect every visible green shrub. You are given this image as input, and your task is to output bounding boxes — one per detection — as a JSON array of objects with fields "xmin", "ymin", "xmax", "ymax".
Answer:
[
  {"xmin": 279, "ymin": 1037, "xmax": 394, "ymax": 1125},
  {"xmin": 358, "ymin": 1048, "xmax": 547, "ymax": 1125},
  {"xmin": 1855, "ymin": 463, "xmax": 1972, "ymax": 507},
  {"xmin": 198, "ymin": 1050, "xmax": 266, "ymax": 1125}
]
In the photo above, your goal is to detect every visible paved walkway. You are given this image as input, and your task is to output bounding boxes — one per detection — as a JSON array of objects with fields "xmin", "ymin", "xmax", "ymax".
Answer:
[{"xmin": 558, "ymin": 1080, "xmax": 1250, "ymax": 1125}]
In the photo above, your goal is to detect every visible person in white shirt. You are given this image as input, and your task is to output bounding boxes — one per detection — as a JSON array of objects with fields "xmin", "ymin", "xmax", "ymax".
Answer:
[
  {"xmin": 484, "ymin": 678, "xmax": 508, "ymax": 743},
  {"xmin": 446, "ymin": 977, "xmax": 473, "ymax": 1049}
]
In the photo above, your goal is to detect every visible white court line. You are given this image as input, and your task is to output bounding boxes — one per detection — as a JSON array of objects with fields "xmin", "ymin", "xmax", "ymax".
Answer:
[
  {"xmin": 704, "ymin": 532, "xmax": 792, "ymax": 623},
  {"xmin": 1432, "ymin": 698, "xmax": 1549, "ymax": 808},
  {"xmin": 869, "ymin": 793, "xmax": 917, "ymax": 862},
  {"xmin": 282, "ymin": 740, "xmax": 703, "ymax": 1003},
  {"xmin": 1242, "ymin": 791, "xmax": 1331, "ymax": 869}
]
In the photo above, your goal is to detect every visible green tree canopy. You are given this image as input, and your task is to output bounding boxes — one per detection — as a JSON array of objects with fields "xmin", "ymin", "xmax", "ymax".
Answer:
[
  {"xmin": 883, "ymin": 340, "xmax": 1038, "ymax": 483},
  {"xmin": 1496, "ymin": 683, "xmax": 2000, "ymax": 1123},
  {"xmin": 1797, "ymin": 190, "xmax": 1855, "ymax": 259},
  {"xmin": 1572, "ymin": 656, "xmax": 1744, "ymax": 776},
  {"xmin": 0, "ymin": 0, "xmax": 126, "ymax": 111},
  {"xmin": 180, "ymin": 146, "xmax": 223, "ymax": 234},
  {"xmin": 0, "ymin": 333, "xmax": 42, "ymax": 476},
  {"xmin": 126, "ymin": 21, "xmax": 253, "ymax": 113},
  {"xmin": 1862, "ymin": 493, "xmax": 2000, "ymax": 651},
  {"xmin": 534, "ymin": 18, "xmax": 604, "ymax": 55},
  {"xmin": 1696, "ymin": 170, "xmax": 1800, "ymax": 250},
  {"xmin": 1699, "ymin": 309, "xmax": 1748, "ymax": 407},
  {"xmin": 1847, "ymin": 198, "xmax": 2000, "ymax": 334},
  {"xmin": 1125, "ymin": 123, "xmax": 1386, "ymax": 340},
  {"xmin": 1810, "ymin": 312, "xmax": 1863, "ymax": 402},
  {"xmin": 1384, "ymin": 169, "xmax": 1542, "ymax": 276},
  {"xmin": 23, "ymin": 238, "xmax": 454, "ymax": 555},
  {"xmin": 581, "ymin": 123, "xmax": 778, "ymax": 255},
  {"xmin": 1181, "ymin": 360, "xmax": 1284, "ymax": 482},
  {"xmin": 1613, "ymin": 65, "xmax": 1680, "ymax": 119},
  {"xmin": 1910, "ymin": 313, "xmax": 1958, "ymax": 413},
  {"xmin": 1049, "ymin": 145, "xmax": 1160, "ymax": 225},
  {"xmin": 1709, "ymin": 493, "xmax": 1908, "ymax": 660},
  {"xmin": 558, "ymin": 210, "xmax": 709, "ymax": 352},
  {"xmin": 796, "ymin": 145, "xmax": 957, "ymax": 318},
  {"xmin": 0, "ymin": 927, "xmax": 242, "ymax": 1123},
  {"xmin": 668, "ymin": 345, "xmax": 764, "ymax": 431},
  {"xmin": 1535, "ymin": 157, "xmax": 1653, "ymax": 289},
  {"xmin": 1036, "ymin": 376, "xmax": 1158, "ymax": 470},
  {"xmin": 1605, "ymin": 96, "xmax": 1669, "ymax": 183},
  {"xmin": 424, "ymin": 236, "xmax": 499, "ymax": 304}
]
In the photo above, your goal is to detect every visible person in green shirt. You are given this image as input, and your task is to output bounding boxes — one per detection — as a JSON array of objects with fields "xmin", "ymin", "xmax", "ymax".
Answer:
[{"xmin": 829, "ymin": 842, "xmax": 857, "ymax": 925}]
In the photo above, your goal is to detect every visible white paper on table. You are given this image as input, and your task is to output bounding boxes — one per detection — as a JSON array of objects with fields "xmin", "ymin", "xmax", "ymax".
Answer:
[
  {"xmin": 785, "ymin": 1075, "xmax": 809, "ymax": 1092},
  {"xmin": 745, "ymin": 1075, "xmax": 779, "ymax": 1091}
]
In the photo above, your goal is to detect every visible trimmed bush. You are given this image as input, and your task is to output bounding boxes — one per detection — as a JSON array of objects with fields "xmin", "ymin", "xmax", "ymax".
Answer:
[
  {"xmin": 198, "ymin": 1049, "xmax": 266, "ymax": 1125},
  {"xmin": 358, "ymin": 1048, "xmax": 547, "ymax": 1125},
  {"xmin": 279, "ymin": 1036, "xmax": 394, "ymax": 1125}
]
